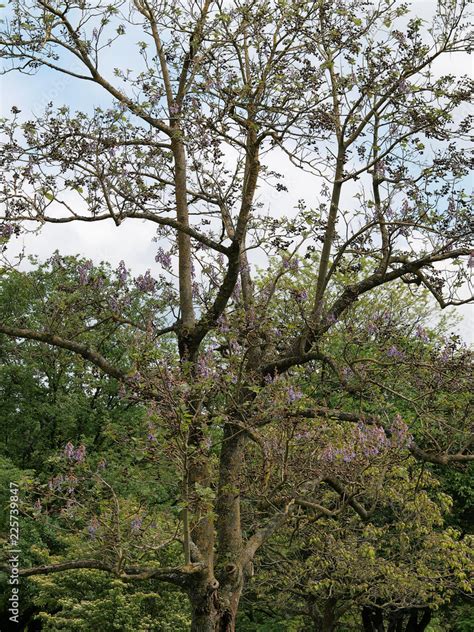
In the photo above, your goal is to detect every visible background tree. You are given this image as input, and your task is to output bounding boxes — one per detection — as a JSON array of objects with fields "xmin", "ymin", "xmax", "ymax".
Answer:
[
  {"xmin": 242, "ymin": 465, "xmax": 472, "ymax": 632},
  {"xmin": 0, "ymin": 1, "xmax": 473, "ymax": 630}
]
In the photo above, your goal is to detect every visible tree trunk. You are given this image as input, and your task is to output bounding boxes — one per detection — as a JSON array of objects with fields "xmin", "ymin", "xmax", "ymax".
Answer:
[
  {"xmin": 405, "ymin": 608, "xmax": 431, "ymax": 632},
  {"xmin": 362, "ymin": 607, "xmax": 432, "ymax": 632},
  {"xmin": 189, "ymin": 582, "xmax": 243, "ymax": 632},
  {"xmin": 319, "ymin": 597, "xmax": 338, "ymax": 632},
  {"xmin": 362, "ymin": 607, "xmax": 386, "ymax": 632}
]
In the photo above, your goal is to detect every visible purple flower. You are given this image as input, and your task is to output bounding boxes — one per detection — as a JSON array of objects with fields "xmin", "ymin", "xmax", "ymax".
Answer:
[
  {"xmin": 155, "ymin": 247, "xmax": 172, "ymax": 270},
  {"xmin": 131, "ymin": 517, "xmax": 143, "ymax": 534},
  {"xmin": 389, "ymin": 414, "xmax": 412, "ymax": 448},
  {"xmin": 398, "ymin": 78, "xmax": 409, "ymax": 92},
  {"xmin": 169, "ymin": 102, "xmax": 180, "ymax": 115},
  {"xmin": 116, "ymin": 260, "xmax": 128, "ymax": 284},
  {"xmin": 77, "ymin": 260, "xmax": 93, "ymax": 285},
  {"xmin": 147, "ymin": 423, "xmax": 157, "ymax": 442},
  {"xmin": 108, "ymin": 296, "xmax": 120, "ymax": 311},
  {"xmin": 64, "ymin": 442, "xmax": 75, "ymax": 460},
  {"xmin": 0, "ymin": 223, "xmax": 14, "ymax": 238},
  {"xmin": 283, "ymin": 257, "xmax": 299, "ymax": 271},
  {"xmin": 287, "ymin": 386, "xmax": 303, "ymax": 403},
  {"xmin": 321, "ymin": 445, "xmax": 337, "ymax": 462},
  {"xmin": 232, "ymin": 281, "xmax": 241, "ymax": 301},
  {"xmin": 342, "ymin": 367, "xmax": 354, "ymax": 380},
  {"xmin": 342, "ymin": 449, "xmax": 356, "ymax": 463},
  {"xmin": 135, "ymin": 270, "xmax": 156, "ymax": 293},
  {"xmin": 192, "ymin": 281, "xmax": 201, "ymax": 298},
  {"xmin": 48, "ymin": 475, "xmax": 64, "ymax": 490},
  {"xmin": 197, "ymin": 353, "xmax": 212, "ymax": 378},
  {"xmin": 467, "ymin": 251, "xmax": 474, "ymax": 269},
  {"xmin": 74, "ymin": 444, "xmax": 86, "ymax": 463},
  {"xmin": 217, "ymin": 314, "xmax": 230, "ymax": 333},
  {"xmin": 88, "ymin": 517, "xmax": 100, "ymax": 539},
  {"xmin": 230, "ymin": 340, "xmax": 241, "ymax": 353},
  {"xmin": 374, "ymin": 160, "xmax": 385, "ymax": 177},
  {"xmin": 367, "ymin": 322, "xmax": 378, "ymax": 334},
  {"xmin": 387, "ymin": 345, "xmax": 405, "ymax": 359},
  {"xmin": 294, "ymin": 289, "xmax": 308, "ymax": 303},
  {"xmin": 294, "ymin": 430, "xmax": 311, "ymax": 441},
  {"xmin": 415, "ymin": 325, "xmax": 429, "ymax": 343}
]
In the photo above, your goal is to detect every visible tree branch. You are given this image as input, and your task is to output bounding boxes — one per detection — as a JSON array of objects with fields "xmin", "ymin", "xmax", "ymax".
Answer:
[
  {"xmin": 2, "ymin": 558, "xmax": 204, "ymax": 587},
  {"xmin": 0, "ymin": 325, "xmax": 127, "ymax": 381}
]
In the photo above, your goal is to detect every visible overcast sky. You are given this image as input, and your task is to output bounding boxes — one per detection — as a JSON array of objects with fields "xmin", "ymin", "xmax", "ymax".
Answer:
[{"xmin": 0, "ymin": 1, "xmax": 472, "ymax": 343}]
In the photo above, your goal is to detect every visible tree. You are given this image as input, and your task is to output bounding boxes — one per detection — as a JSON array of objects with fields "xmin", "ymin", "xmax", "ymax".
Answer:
[
  {"xmin": 236, "ymin": 280, "xmax": 473, "ymax": 632},
  {"xmin": 0, "ymin": 1, "xmax": 473, "ymax": 629},
  {"xmin": 0, "ymin": 256, "xmax": 146, "ymax": 470},
  {"xmin": 244, "ymin": 465, "xmax": 473, "ymax": 632}
]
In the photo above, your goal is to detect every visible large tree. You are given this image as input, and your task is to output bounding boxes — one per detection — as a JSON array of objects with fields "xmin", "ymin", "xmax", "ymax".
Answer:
[{"xmin": 1, "ymin": 1, "xmax": 473, "ymax": 629}]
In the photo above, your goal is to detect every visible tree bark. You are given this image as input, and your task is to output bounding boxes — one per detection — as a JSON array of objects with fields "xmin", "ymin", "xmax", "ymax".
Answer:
[
  {"xmin": 188, "ymin": 581, "xmax": 242, "ymax": 632},
  {"xmin": 405, "ymin": 608, "xmax": 431, "ymax": 632},
  {"xmin": 362, "ymin": 607, "xmax": 432, "ymax": 632},
  {"xmin": 214, "ymin": 422, "xmax": 246, "ymax": 630},
  {"xmin": 362, "ymin": 607, "xmax": 386, "ymax": 632},
  {"xmin": 172, "ymin": 137, "xmax": 195, "ymax": 336},
  {"xmin": 320, "ymin": 598, "xmax": 338, "ymax": 632}
]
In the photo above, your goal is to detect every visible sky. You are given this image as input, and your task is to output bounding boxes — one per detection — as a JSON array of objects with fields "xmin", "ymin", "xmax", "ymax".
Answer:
[{"xmin": 0, "ymin": 0, "xmax": 472, "ymax": 343}]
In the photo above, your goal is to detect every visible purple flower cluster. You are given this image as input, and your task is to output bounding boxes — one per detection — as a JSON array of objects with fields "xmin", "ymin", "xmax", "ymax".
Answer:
[
  {"xmin": 321, "ymin": 416, "xmax": 412, "ymax": 466},
  {"xmin": 217, "ymin": 314, "xmax": 230, "ymax": 333},
  {"xmin": 387, "ymin": 345, "xmax": 405, "ymax": 359},
  {"xmin": 367, "ymin": 322, "xmax": 378, "ymax": 335},
  {"xmin": 342, "ymin": 367, "xmax": 354, "ymax": 380},
  {"xmin": 294, "ymin": 430, "xmax": 311, "ymax": 441},
  {"xmin": 321, "ymin": 445, "xmax": 357, "ymax": 463},
  {"xmin": 287, "ymin": 386, "xmax": 303, "ymax": 403},
  {"xmin": 415, "ymin": 325, "xmax": 429, "ymax": 343},
  {"xmin": 389, "ymin": 414, "xmax": 413, "ymax": 448},
  {"xmin": 64, "ymin": 442, "xmax": 86, "ymax": 463},
  {"xmin": 48, "ymin": 473, "xmax": 77, "ymax": 493},
  {"xmin": 197, "ymin": 352, "xmax": 213, "ymax": 378},
  {"xmin": 135, "ymin": 270, "xmax": 156, "ymax": 293},
  {"xmin": 88, "ymin": 517, "xmax": 100, "ymax": 539},
  {"xmin": 283, "ymin": 256, "xmax": 299, "ymax": 271},
  {"xmin": 77, "ymin": 260, "xmax": 93, "ymax": 285},
  {"xmin": 147, "ymin": 422, "xmax": 157, "ymax": 442},
  {"xmin": 169, "ymin": 102, "xmax": 180, "ymax": 115},
  {"xmin": 155, "ymin": 247, "xmax": 172, "ymax": 270},
  {"xmin": 48, "ymin": 474, "xmax": 64, "ymax": 491},
  {"xmin": 131, "ymin": 516, "xmax": 143, "ymax": 534},
  {"xmin": 116, "ymin": 260, "xmax": 128, "ymax": 285},
  {"xmin": 0, "ymin": 223, "xmax": 14, "ymax": 238},
  {"xmin": 355, "ymin": 422, "xmax": 388, "ymax": 458},
  {"xmin": 468, "ymin": 251, "xmax": 474, "ymax": 269},
  {"xmin": 293, "ymin": 289, "xmax": 308, "ymax": 303},
  {"xmin": 232, "ymin": 281, "xmax": 241, "ymax": 301},
  {"xmin": 374, "ymin": 160, "xmax": 386, "ymax": 177}
]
